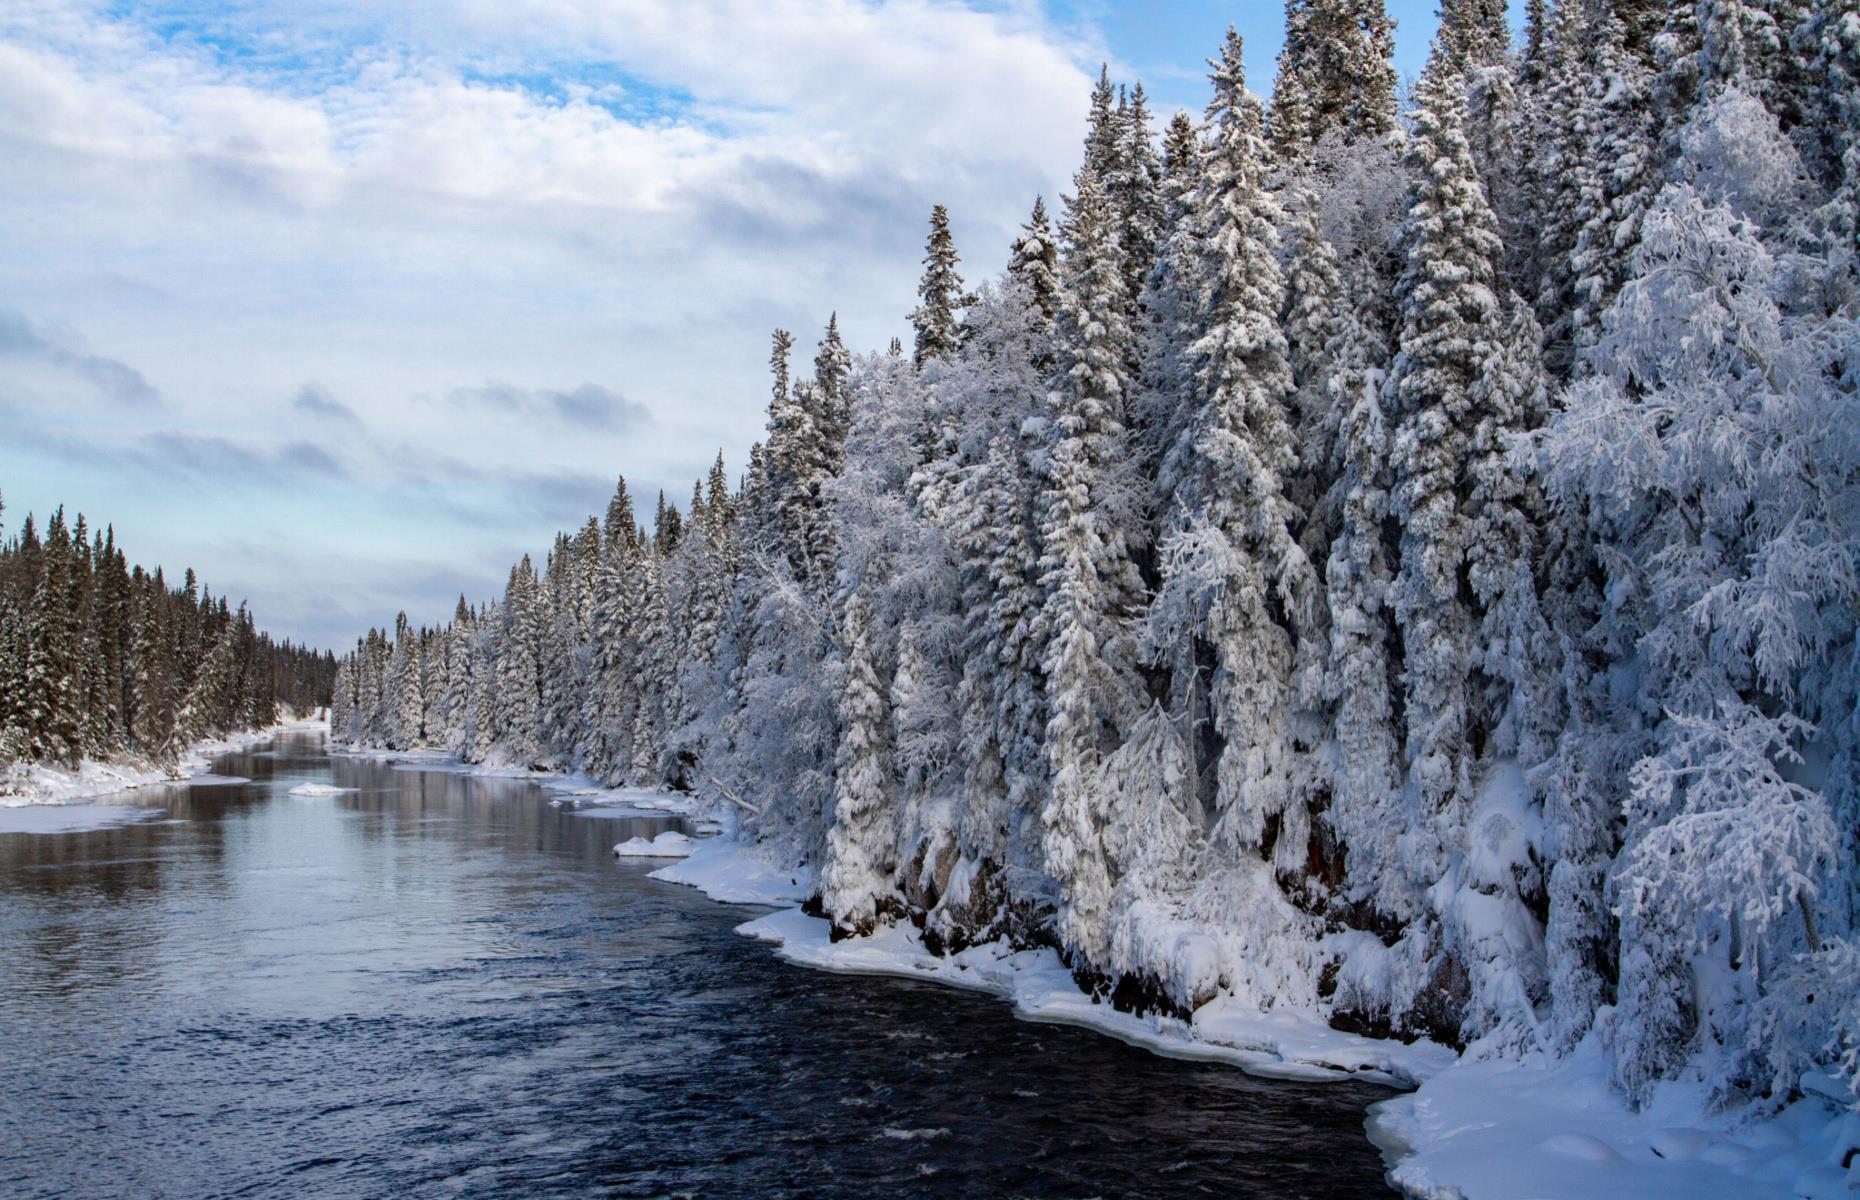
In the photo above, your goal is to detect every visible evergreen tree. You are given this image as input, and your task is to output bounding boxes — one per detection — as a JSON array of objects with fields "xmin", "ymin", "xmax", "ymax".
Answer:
[
  {"xmin": 1384, "ymin": 43, "xmax": 1506, "ymax": 893},
  {"xmin": 1269, "ymin": 0, "xmax": 1401, "ymax": 156},
  {"xmin": 1156, "ymin": 26, "xmax": 1313, "ymax": 868},
  {"xmin": 1006, "ymin": 196, "xmax": 1060, "ymax": 326},
  {"xmin": 1112, "ymin": 83, "xmax": 1165, "ymax": 309},
  {"xmin": 821, "ymin": 588, "xmax": 895, "ymax": 937},
  {"xmin": 24, "ymin": 511, "xmax": 83, "ymax": 764},
  {"xmin": 130, "ymin": 571, "xmax": 173, "ymax": 757},
  {"xmin": 173, "ymin": 619, "xmax": 238, "ymax": 749},
  {"xmin": 496, "ymin": 558, "xmax": 542, "ymax": 764},
  {"xmin": 1039, "ymin": 144, "xmax": 1145, "ymax": 969},
  {"xmin": 1319, "ymin": 301, "xmax": 1408, "ymax": 918},
  {"xmin": 911, "ymin": 206, "xmax": 966, "ymax": 367}
]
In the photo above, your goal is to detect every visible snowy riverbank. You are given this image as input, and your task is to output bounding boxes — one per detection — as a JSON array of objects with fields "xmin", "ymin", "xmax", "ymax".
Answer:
[
  {"xmin": 0, "ymin": 717, "xmax": 329, "ymax": 810},
  {"xmin": 652, "ymin": 833, "xmax": 1858, "ymax": 1200}
]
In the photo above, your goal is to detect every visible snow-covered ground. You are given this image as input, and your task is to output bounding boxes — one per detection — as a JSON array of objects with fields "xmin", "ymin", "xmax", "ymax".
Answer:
[
  {"xmin": 0, "ymin": 718, "xmax": 327, "ymax": 810},
  {"xmin": 651, "ymin": 833, "xmax": 1860, "ymax": 1200},
  {"xmin": 1372, "ymin": 1042, "xmax": 1858, "ymax": 1199}
]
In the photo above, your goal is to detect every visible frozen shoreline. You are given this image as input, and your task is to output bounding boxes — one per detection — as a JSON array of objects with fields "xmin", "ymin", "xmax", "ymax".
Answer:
[
  {"xmin": 1, "ymin": 718, "xmax": 329, "ymax": 811},
  {"xmin": 652, "ymin": 837, "xmax": 1447, "ymax": 1087},
  {"xmin": 317, "ymin": 747, "xmax": 1859, "ymax": 1198},
  {"xmin": 655, "ymin": 835, "xmax": 1856, "ymax": 1200}
]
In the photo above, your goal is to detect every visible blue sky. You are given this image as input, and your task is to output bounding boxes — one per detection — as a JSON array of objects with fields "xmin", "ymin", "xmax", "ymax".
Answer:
[{"xmin": 0, "ymin": 0, "xmax": 1507, "ymax": 650}]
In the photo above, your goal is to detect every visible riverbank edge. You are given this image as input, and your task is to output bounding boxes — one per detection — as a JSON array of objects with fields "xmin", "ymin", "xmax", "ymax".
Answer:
[
  {"xmin": 327, "ymin": 744, "xmax": 1859, "ymax": 1200},
  {"xmin": 1, "ymin": 716, "xmax": 330, "ymax": 808},
  {"xmin": 659, "ymin": 838, "xmax": 1855, "ymax": 1200}
]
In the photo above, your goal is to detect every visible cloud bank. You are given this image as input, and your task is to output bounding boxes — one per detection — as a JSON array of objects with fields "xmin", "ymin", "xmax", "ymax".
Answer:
[{"xmin": 0, "ymin": 1, "xmax": 1458, "ymax": 649}]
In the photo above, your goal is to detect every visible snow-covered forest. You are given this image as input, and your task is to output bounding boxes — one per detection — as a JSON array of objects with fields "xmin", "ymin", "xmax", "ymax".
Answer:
[
  {"xmin": 0, "ymin": 494, "xmax": 336, "ymax": 770},
  {"xmin": 333, "ymin": 0, "xmax": 1860, "ymax": 1121}
]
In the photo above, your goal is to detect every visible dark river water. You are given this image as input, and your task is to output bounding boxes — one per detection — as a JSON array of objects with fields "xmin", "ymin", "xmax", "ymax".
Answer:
[{"xmin": 0, "ymin": 731, "xmax": 1396, "ymax": 1199}]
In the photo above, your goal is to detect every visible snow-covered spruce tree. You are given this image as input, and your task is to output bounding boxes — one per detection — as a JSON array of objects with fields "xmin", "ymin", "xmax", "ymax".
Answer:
[
  {"xmin": 387, "ymin": 612, "xmax": 423, "ymax": 749},
  {"xmin": 821, "ymin": 587, "xmax": 895, "ymax": 938},
  {"xmin": 172, "ymin": 620, "xmax": 237, "ymax": 750},
  {"xmin": 468, "ymin": 614, "xmax": 498, "ymax": 763},
  {"xmin": 911, "ymin": 205, "xmax": 966, "ymax": 367},
  {"xmin": 129, "ymin": 571, "xmax": 173, "ymax": 757},
  {"xmin": 926, "ymin": 282, "xmax": 1054, "ymax": 949},
  {"xmin": 1380, "ymin": 43, "xmax": 1557, "ymax": 1048},
  {"xmin": 538, "ymin": 534, "xmax": 583, "ymax": 764},
  {"xmin": 629, "ymin": 544, "xmax": 675, "ymax": 785},
  {"xmin": 1436, "ymin": 0, "xmax": 1511, "ymax": 72},
  {"xmin": 438, "ymin": 597, "xmax": 473, "ymax": 753},
  {"xmin": 1007, "ymin": 196, "xmax": 1061, "ymax": 328},
  {"xmin": 1143, "ymin": 27, "xmax": 1322, "ymax": 1011},
  {"xmin": 1132, "ymin": 108, "xmax": 1204, "ymax": 503},
  {"xmin": 1039, "ymin": 149, "xmax": 1146, "ymax": 976},
  {"xmin": 1080, "ymin": 65, "xmax": 1122, "ymax": 193},
  {"xmin": 24, "ymin": 511, "xmax": 83, "ymax": 765},
  {"xmin": 1281, "ymin": 178, "xmax": 1344, "ymax": 568},
  {"xmin": 328, "ymin": 656, "xmax": 355, "ymax": 745},
  {"xmin": 761, "ymin": 321, "xmax": 849, "ymax": 599},
  {"xmin": 1436, "ymin": 0, "xmax": 1520, "ymax": 221},
  {"xmin": 813, "ymin": 316, "xmax": 853, "ymax": 471},
  {"xmin": 667, "ymin": 454, "xmax": 739, "ymax": 785},
  {"xmin": 87, "ymin": 529, "xmax": 130, "ymax": 756},
  {"xmin": 719, "ymin": 338, "xmax": 841, "ymax": 869},
  {"xmin": 1566, "ymin": 12, "xmax": 1661, "ymax": 363},
  {"xmin": 1386, "ymin": 48, "xmax": 1497, "ymax": 890},
  {"xmin": 585, "ymin": 478, "xmax": 643, "ymax": 781},
  {"xmin": 1317, "ymin": 298, "xmax": 1409, "ymax": 926},
  {"xmin": 1112, "ymin": 82, "xmax": 1165, "ymax": 317},
  {"xmin": 1268, "ymin": 0, "xmax": 1401, "ymax": 158},
  {"xmin": 1794, "ymin": 0, "xmax": 1859, "ymax": 246},
  {"xmin": 1522, "ymin": 0, "xmax": 1600, "ymax": 376},
  {"xmin": 495, "ymin": 558, "xmax": 542, "ymax": 765}
]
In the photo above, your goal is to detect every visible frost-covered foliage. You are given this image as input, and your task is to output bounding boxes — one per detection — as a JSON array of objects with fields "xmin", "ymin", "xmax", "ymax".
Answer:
[
  {"xmin": 334, "ymin": 1, "xmax": 1860, "ymax": 1127},
  {"xmin": 1531, "ymin": 83, "xmax": 1858, "ymax": 1105}
]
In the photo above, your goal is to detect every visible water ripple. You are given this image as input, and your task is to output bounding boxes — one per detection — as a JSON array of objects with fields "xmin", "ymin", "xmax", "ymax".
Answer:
[{"xmin": 0, "ymin": 733, "xmax": 1395, "ymax": 1199}]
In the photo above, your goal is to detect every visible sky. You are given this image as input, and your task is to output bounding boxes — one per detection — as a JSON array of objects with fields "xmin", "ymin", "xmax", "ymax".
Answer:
[{"xmin": 0, "ymin": 0, "xmax": 1488, "ymax": 651}]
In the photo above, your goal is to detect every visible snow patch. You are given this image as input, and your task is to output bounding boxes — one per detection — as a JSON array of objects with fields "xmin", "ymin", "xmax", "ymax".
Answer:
[
  {"xmin": 647, "ymin": 835, "xmax": 812, "ymax": 906},
  {"xmin": 1369, "ymin": 1033, "xmax": 1860, "ymax": 1199},
  {"xmin": 286, "ymin": 783, "xmax": 355, "ymax": 797},
  {"xmin": 612, "ymin": 831, "xmax": 696, "ymax": 858}
]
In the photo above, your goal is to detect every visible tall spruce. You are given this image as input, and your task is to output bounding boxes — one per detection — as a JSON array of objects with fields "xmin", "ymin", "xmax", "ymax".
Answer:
[{"xmin": 911, "ymin": 206, "xmax": 966, "ymax": 366}]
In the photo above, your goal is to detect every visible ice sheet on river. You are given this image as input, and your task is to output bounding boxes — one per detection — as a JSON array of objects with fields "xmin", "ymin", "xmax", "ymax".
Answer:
[{"xmin": 0, "ymin": 803, "xmax": 167, "ymax": 834}]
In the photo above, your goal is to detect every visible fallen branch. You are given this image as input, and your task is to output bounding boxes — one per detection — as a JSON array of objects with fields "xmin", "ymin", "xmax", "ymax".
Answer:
[{"xmin": 707, "ymin": 773, "xmax": 763, "ymax": 817}]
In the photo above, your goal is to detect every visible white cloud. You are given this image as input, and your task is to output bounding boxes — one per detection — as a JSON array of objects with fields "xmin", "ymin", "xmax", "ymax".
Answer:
[{"xmin": 0, "ymin": 0, "xmax": 1099, "ymax": 646}]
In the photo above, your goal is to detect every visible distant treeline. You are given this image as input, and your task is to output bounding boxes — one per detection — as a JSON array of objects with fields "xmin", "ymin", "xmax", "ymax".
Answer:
[{"xmin": 0, "ymin": 493, "xmax": 335, "ymax": 767}]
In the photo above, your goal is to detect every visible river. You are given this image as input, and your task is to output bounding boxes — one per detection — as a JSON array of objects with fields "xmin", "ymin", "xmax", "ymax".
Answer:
[{"xmin": 0, "ymin": 730, "xmax": 1397, "ymax": 1198}]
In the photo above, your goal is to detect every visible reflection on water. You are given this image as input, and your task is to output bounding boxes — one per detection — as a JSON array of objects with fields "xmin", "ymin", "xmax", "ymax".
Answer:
[{"xmin": 0, "ymin": 732, "xmax": 1395, "ymax": 1199}]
